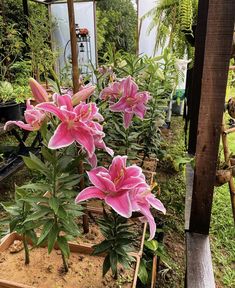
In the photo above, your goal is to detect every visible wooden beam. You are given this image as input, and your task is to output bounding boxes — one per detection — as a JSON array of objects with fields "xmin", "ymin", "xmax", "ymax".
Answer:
[
  {"xmin": 67, "ymin": 0, "xmax": 80, "ymax": 93},
  {"xmin": 67, "ymin": 0, "xmax": 89, "ymax": 233},
  {"xmin": 189, "ymin": 0, "xmax": 235, "ymax": 234},
  {"xmin": 188, "ymin": 0, "xmax": 209, "ymax": 155},
  {"xmin": 186, "ymin": 232, "xmax": 215, "ymax": 288}
]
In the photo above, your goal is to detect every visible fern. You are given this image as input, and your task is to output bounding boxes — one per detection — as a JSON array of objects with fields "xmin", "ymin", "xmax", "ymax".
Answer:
[{"xmin": 179, "ymin": 0, "xmax": 193, "ymax": 34}]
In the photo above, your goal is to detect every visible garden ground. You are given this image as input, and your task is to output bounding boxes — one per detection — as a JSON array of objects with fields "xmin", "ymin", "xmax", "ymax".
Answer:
[{"xmin": 0, "ymin": 116, "xmax": 234, "ymax": 288}]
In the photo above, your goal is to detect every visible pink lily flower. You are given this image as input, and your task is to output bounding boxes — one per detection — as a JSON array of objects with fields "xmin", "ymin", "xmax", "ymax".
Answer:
[
  {"xmin": 37, "ymin": 95, "xmax": 111, "ymax": 161},
  {"xmin": 100, "ymin": 81, "xmax": 123, "ymax": 102},
  {"xmin": 75, "ymin": 155, "xmax": 146, "ymax": 218},
  {"xmin": 72, "ymin": 84, "xmax": 96, "ymax": 106},
  {"xmin": 109, "ymin": 76, "xmax": 151, "ymax": 128},
  {"xmin": 29, "ymin": 78, "xmax": 49, "ymax": 103},
  {"xmin": 130, "ymin": 184, "xmax": 166, "ymax": 240},
  {"xmin": 4, "ymin": 100, "xmax": 46, "ymax": 131}
]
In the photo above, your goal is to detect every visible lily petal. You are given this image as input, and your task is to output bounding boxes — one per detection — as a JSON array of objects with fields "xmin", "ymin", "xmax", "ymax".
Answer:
[
  {"xmin": 138, "ymin": 203, "xmax": 156, "ymax": 240},
  {"xmin": 146, "ymin": 194, "xmax": 166, "ymax": 214},
  {"xmin": 123, "ymin": 112, "xmax": 133, "ymax": 129},
  {"xmin": 87, "ymin": 168, "xmax": 116, "ymax": 192},
  {"xmin": 37, "ymin": 103, "xmax": 67, "ymax": 122},
  {"xmin": 48, "ymin": 122, "xmax": 74, "ymax": 149},
  {"xmin": 105, "ymin": 191, "xmax": 132, "ymax": 218},
  {"xmin": 4, "ymin": 121, "xmax": 35, "ymax": 131},
  {"xmin": 75, "ymin": 187, "xmax": 105, "ymax": 203},
  {"xmin": 29, "ymin": 78, "xmax": 49, "ymax": 103},
  {"xmin": 73, "ymin": 124, "xmax": 95, "ymax": 157}
]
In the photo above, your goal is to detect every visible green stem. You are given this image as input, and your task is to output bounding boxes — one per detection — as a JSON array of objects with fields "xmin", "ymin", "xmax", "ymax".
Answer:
[
  {"xmin": 125, "ymin": 127, "xmax": 129, "ymax": 156},
  {"xmin": 61, "ymin": 252, "xmax": 69, "ymax": 272},
  {"xmin": 22, "ymin": 234, "xmax": 30, "ymax": 265}
]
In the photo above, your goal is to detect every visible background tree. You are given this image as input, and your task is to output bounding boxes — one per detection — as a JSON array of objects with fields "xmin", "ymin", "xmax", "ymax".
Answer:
[{"xmin": 97, "ymin": 0, "xmax": 137, "ymax": 57}]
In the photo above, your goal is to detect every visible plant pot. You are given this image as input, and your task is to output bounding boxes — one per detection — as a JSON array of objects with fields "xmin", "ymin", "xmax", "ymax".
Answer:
[
  {"xmin": 214, "ymin": 169, "xmax": 232, "ymax": 186},
  {"xmin": 0, "ymin": 101, "xmax": 22, "ymax": 123},
  {"xmin": 0, "ymin": 232, "xmax": 140, "ymax": 288},
  {"xmin": 172, "ymin": 100, "xmax": 184, "ymax": 116}
]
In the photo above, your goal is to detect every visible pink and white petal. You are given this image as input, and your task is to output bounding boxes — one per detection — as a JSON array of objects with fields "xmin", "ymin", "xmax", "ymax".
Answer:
[
  {"xmin": 56, "ymin": 94, "xmax": 73, "ymax": 111},
  {"xmin": 138, "ymin": 203, "xmax": 156, "ymax": 240},
  {"xmin": 146, "ymin": 194, "xmax": 166, "ymax": 214},
  {"xmin": 87, "ymin": 153, "xmax": 97, "ymax": 168},
  {"xmin": 126, "ymin": 165, "xmax": 142, "ymax": 177},
  {"xmin": 105, "ymin": 192, "xmax": 132, "ymax": 218},
  {"xmin": 75, "ymin": 187, "xmax": 105, "ymax": 203},
  {"xmin": 122, "ymin": 76, "xmax": 138, "ymax": 97},
  {"xmin": 73, "ymin": 124, "xmax": 95, "ymax": 157},
  {"xmin": 29, "ymin": 78, "xmax": 49, "ymax": 103},
  {"xmin": 123, "ymin": 112, "xmax": 133, "ymax": 129},
  {"xmin": 87, "ymin": 168, "xmax": 116, "ymax": 192},
  {"xmin": 120, "ymin": 176, "xmax": 146, "ymax": 190},
  {"xmin": 133, "ymin": 104, "xmax": 146, "ymax": 119},
  {"xmin": 36, "ymin": 103, "xmax": 67, "ymax": 121},
  {"xmin": 109, "ymin": 155, "xmax": 127, "ymax": 182},
  {"xmin": 48, "ymin": 122, "xmax": 74, "ymax": 149},
  {"xmin": 4, "ymin": 121, "xmax": 35, "ymax": 131},
  {"xmin": 109, "ymin": 97, "xmax": 127, "ymax": 112}
]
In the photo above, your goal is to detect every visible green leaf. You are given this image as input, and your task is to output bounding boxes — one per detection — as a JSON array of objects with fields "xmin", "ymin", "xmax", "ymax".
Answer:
[
  {"xmin": 37, "ymin": 219, "xmax": 54, "ymax": 245},
  {"xmin": 49, "ymin": 197, "xmax": 59, "ymax": 214},
  {"xmin": 138, "ymin": 260, "xmax": 149, "ymax": 285},
  {"xmin": 24, "ymin": 207, "xmax": 51, "ymax": 222},
  {"xmin": 57, "ymin": 206, "xmax": 67, "ymax": 220},
  {"xmin": 110, "ymin": 251, "xmax": 118, "ymax": 276},
  {"xmin": 41, "ymin": 146, "xmax": 55, "ymax": 163},
  {"xmin": 25, "ymin": 230, "xmax": 38, "ymax": 245},
  {"xmin": 22, "ymin": 153, "xmax": 48, "ymax": 175},
  {"xmin": 57, "ymin": 236, "xmax": 70, "ymax": 258},
  {"xmin": 47, "ymin": 225, "xmax": 58, "ymax": 254},
  {"xmin": 103, "ymin": 254, "xmax": 111, "ymax": 276},
  {"xmin": 93, "ymin": 240, "xmax": 112, "ymax": 255},
  {"xmin": 144, "ymin": 239, "xmax": 158, "ymax": 251}
]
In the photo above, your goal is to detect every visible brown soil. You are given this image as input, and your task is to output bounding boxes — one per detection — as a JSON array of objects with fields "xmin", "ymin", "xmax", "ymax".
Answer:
[
  {"xmin": 0, "ymin": 244, "xmax": 134, "ymax": 288},
  {"xmin": 76, "ymin": 214, "xmax": 145, "ymax": 254}
]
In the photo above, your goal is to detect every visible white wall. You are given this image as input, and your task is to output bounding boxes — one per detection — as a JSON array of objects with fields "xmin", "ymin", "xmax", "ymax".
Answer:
[
  {"xmin": 138, "ymin": 0, "xmax": 161, "ymax": 57},
  {"xmin": 50, "ymin": 2, "xmax": 96, "ymax": 77}
]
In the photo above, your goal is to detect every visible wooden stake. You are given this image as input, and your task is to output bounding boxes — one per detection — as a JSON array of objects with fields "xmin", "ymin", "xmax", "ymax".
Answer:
[
  {"xmin": 67, "ymin": 0, "xmax": 89, "ymax": 233},
  {"xmin": 189, "ymin": 0, "xmax": 235, "ymax": 234},
  {"xmin": 221, "ymin": 119, "xmax": 235, "ymax": 222}
]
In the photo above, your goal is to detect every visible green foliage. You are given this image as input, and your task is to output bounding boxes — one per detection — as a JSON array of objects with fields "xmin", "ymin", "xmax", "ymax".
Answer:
[
  {"xmin": 27, "ymin": 5, "xmax": 57, "ymax": 81},
  {"xmin": 20, "ymin": 145, "xmax": 83, "ymax": 271},
  {"xmin": 0, "ymin": 18, "xmax": 25, "ymax": 81},
  {"xmin": 0, "ymin": 186, "xmax": 40, "ymax": 264},
  {"xmin": 97, "ymin": 0, "xmax": 137, "ymax": 56},
  {"xmin": 93, "ymin": 209, "xmax": 134, "ymax": 278},
  {"xmin": 0, "ymin": 81, "xmax": 15, "ymax": 102},
  {"xmin": 145, "ymin": 0, "xmax": 198, "ymax": 58}
]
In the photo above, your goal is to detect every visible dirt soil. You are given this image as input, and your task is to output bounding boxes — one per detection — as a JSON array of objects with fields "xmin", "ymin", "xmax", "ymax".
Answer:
[{"xmin": 0, "ymin": 244, "xmax": 134, "ymax": 288}]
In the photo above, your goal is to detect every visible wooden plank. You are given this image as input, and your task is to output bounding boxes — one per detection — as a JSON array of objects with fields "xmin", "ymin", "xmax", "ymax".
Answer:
[
  {"xmin": 186, "ymin": 232, "xmax": 215, "ymax": 288},
  {"xmin": 185, "ymin": 164, "xmax": 194, "ymax": 230},
  {"xmin": 189, "ymin": 0, "xmax": 235, "ymax": 234},
  {"xmin": 188, "ymin": 0, "xmax": 209, "ymax": 155}
]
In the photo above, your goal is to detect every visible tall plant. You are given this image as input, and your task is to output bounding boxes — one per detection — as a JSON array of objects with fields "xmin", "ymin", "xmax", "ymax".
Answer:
[{"xmin": 144, "ymin": 0, "xmax": 198, "ymax": 58}]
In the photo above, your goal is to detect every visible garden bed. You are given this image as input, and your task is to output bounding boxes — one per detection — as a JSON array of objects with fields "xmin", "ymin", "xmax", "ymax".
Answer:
[{"xmin": 0, "ymin": 233, "xmax": 140, "ymax": 288}]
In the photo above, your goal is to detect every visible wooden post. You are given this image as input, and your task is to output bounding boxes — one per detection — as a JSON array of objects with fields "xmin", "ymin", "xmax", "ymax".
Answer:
[
  {"xmin": 67, "ymin": 0, "xmax": 89, "ymax": 233},
  {"xmin": 189, "ymin": 0, "xmax": 235, "ymax": 234},
  {"xmin": 22, "ymin": 0, "xmax": 29, "ymax": 17},
  {"xmin": 187, "ymin": 0, "xmax": 209, "ymax": 155}
]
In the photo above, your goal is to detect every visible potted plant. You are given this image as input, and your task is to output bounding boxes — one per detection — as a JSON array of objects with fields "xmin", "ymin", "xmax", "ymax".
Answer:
[{"xmin": 0, "ymin": 81, "xmax": 22, "ymax": 123}]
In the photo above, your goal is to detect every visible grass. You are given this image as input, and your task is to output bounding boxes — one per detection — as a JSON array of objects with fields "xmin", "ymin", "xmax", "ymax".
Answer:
[{"xmin": 210, "ymin": 85, "xmax": 235, "ymax": 287}]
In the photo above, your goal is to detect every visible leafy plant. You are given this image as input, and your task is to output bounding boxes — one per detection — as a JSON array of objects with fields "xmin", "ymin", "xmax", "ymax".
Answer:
[
  {"xmin": 0, "ymin": 186, "xmax": 39, "ymax": 265},
  {"xmin": 93, "ymin": 209, "xmax": 135, "ymax": 279},
  {"xmin": 0, "ymin": 81, "xmax": 15, "ymax": 102},
  {"xmin": 21, "ymin": 147, "xmax": 83, "ymax": 272}
]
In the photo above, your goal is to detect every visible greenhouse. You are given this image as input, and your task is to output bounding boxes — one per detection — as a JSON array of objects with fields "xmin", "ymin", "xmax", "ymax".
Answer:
[{"xmin": 0, "ymin": 0, "xmax": 234, "ymax": 287}]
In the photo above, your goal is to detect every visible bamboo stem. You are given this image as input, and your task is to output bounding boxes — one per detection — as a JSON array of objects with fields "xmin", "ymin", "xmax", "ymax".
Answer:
[
  {"xmin": 22, "ymin": 234, "xmax": 30, "ymax": 265},
  {"xmin": 67, "ymin": 0, "xmax": 89, "ymax": 233}
]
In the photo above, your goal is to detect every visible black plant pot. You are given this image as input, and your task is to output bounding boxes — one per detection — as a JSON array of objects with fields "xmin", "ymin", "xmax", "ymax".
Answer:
[{"xmin": 0, "ymin": 101, "xmax": 22, "ymax": 123}]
